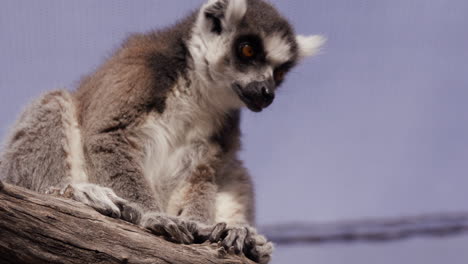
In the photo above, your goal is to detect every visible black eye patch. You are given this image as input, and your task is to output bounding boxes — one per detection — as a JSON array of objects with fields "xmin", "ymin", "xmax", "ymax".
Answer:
[{"xmin": 233, "ymin": 35, "xmax": 265, "ymax": 63}]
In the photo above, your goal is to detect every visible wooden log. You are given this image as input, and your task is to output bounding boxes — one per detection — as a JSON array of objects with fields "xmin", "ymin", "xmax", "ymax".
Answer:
[{"xmin": 0, "ymin": 182, "xmax": 255, "ymax": 264}]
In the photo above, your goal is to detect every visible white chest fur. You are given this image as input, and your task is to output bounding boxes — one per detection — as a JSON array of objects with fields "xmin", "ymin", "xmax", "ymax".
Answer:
[{"xmin": 137, "ymin": 78, "xmax": 223, "ymax": 204}]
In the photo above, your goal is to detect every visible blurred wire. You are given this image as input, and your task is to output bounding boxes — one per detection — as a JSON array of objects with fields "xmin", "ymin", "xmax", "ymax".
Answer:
[{"xmin": 260, "ymin": 212, "xmax": 468, "ymax": 245}]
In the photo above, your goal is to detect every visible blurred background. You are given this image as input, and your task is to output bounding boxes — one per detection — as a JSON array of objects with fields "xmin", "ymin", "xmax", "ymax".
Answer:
[{"xmin": 1, "ymin": 0, "xmax": 467, "ymax": 263}]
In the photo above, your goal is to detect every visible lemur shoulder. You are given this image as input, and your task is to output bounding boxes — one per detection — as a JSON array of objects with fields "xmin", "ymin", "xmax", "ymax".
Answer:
[{"xmin": 0, "ymin": 0, "xmax": 324, "ymax": 263}]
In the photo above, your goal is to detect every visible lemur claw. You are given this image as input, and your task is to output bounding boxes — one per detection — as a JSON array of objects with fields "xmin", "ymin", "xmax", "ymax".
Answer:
[
  {"xmin": 208, "ymin": 224, "xmax": 273, "ymax": 264},
  {"xmin": 115, "ymin": 199, "xmax": 143, "ymax": 224},
  {"xmin": 220, "ymin": 226, "xmax": 248, "ymax": 253},
  {"xmin": 48, "ymin": 183, "xmax": 142, "ymax": 224},
  {"xmin": 142, "ymin": 213, "xmax": 195, "ymax": 244},
  {"xmin": 208, "ymin": 222, "xmax": 227, "ymax": 242}
]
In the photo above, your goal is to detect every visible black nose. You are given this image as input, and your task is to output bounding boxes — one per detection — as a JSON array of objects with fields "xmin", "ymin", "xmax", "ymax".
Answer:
[
  {"xmin": 261, "ymin": 86, "xmax": 275, "ymax": 106},
  {"xmin": 234, "ymin": 80, "xmax": 276, "ymax": 112}
]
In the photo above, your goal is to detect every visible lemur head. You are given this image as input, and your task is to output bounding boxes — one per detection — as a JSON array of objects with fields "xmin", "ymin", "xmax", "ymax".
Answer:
[{"xmin": 188, "ymin": 0, "xmax": 325, "ymax": 112}]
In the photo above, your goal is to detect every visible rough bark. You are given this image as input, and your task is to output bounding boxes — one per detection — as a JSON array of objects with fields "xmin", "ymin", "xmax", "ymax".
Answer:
[{"xmin": 0, "ymin": 182, "xmax": 255, "ymax": 264}]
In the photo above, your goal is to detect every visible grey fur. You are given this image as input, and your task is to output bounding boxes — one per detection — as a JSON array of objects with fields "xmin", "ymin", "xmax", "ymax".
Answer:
[
  {"xmin": 0, "ymin": 90, "xmax": 76, "ymax": 193},
  {"xmin": 0, "ymin": 1, "xmax": 319, "ymax": 263}
]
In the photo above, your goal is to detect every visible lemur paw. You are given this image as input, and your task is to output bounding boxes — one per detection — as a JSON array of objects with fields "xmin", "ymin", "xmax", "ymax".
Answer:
[
  {"xmin": 209, "ymin": 225, "xmax": 273, "ymax": 264},
  {"xmin": 210, "ymin": 224, "xmax": 248, "ymax": 254},
  {"xmin": 49, "ymin": 183, "xmax": 142, "ymax": 224},
  {"xmin": 244, "ymin": 231, "xmax": 274, "ymax": 264},
  {"xmin": 141, "ymin": 213, "xmax": 196, "ymax": 244}
]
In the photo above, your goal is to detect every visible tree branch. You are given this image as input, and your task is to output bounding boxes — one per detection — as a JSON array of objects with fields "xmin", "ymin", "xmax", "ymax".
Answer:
[
  {"xmin": 261, "ymin": 212, "xmax": 468, "ymax": 245},
  {"xmin": 3, "ymin": 179, "xmax": 467, "ymax": 263},
  {"xmin": 0, "ymin": 182, "xmax": 254, "ymax": 264}
]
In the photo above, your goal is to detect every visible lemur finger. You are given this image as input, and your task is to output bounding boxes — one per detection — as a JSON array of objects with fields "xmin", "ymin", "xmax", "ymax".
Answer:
[
  {"xmin": 159, "ymin": 218, "xmax": 194, "ymax": 244},
  {"xmin": 221, "ymin": 227, "xmax": 248, "ymax": 254},
  {"xmin": 255, "ymin": 242, "xmax": 274, "ymax": 264},
  {"xmin": 170, "ymin": 224, "xmax": 193, "ymax": 244},
  {"xmin": 93, "ymin": 194, "xmax": 121, "ymax": 219},
  {"xmin": 184, "ymin": 220, "xmax": 199, "ymax": 234},
  {"xmin": 102, "ymin": 188, "xmax": 132, "ymax": 219},
  {"xmin": 142, "ymin": 215, "xmax": 171, "ymax": 237},
  {"xmin": 244, "ymin": 235, "xmax": 255, "ymax": 251},
  {"xmin": 150, "ymin": 226, "xmax": 171, "ymax": 239},
  {"xmin": 95, "ymin": 205, "xmax": 121, "ymax": 219},
  {"xmin": 103, "ymin": 187, "xmax": 124, "ymax": 203},
  {"xmin": 253, "ymin": 233, "xmax": 268, "ymax": 245},
  {"xmin": 118, "ymin": 202, "xmax": 142, "ymax": 224},
  {"xmin": 259, "ymin": 242, "xmax": 274, "ymax": 256},
  {"xmin": 164, "ymin": 222, "xmax": 186, "ymax": 243},
  {"xmin": 244, "ymin": 238, "xmax": 274, "ymax": 264},
  {"xmin": 233, "ymin": 228, "xmax": 247, "ymax": 254},
  {"xmin": 71, "ymin": 183, "xmax": 122, "ymax": 219},
  {"xmin": 164, "ymin": 217, "xmax": 196, "ymax": 243},
  {"xmin": 110, "ymin": 192, "xmax": 142, "ymax": 224},
  {"xmin": 209, "ymin": 222, "xmax": 227, "ymax": 242},
  {"xmin": 72, "ymin": 187, "xmax": 120, "ymax": 218},
  {"xmin": 176, "ymin": 222, "xmax": 195, "ymax": 244},
  {"xmin": 190, "ymin": 222, "xmax": 213, "ymax": 242},
  {"xmin": 221, "ymin": 229, "xmax": 238, "ymax": 249},
  {"xmin": 241, "ymin": 226, "xmax": 261, "ymax": 252},
  {"xmin": 251, "ymin": 242, "xmax": 273, "ymax": 258},
  {"xmin": 243, "ymin": 232, "xmax": 259, "ymax": 262},
  {"xmin": 245, "ymin": 244, "xmax": 260, "ymax": 263}
]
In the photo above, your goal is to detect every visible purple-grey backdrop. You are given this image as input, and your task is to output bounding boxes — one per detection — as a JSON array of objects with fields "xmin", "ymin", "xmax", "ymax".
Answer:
[{"xmin": 1, "ymin": 1, "xmax": 467, "ymax": 263}]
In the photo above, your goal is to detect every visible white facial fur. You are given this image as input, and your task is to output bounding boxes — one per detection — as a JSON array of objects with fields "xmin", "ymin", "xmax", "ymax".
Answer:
[
  {"xmin": 264, "ymin": 33, "xmax": 294, "ymax": 64},
  {"xmin": 188, "ymin": 0, "xmax": 249, "ymax": 109},
  {"xmin": 188, "ymin": 0, "xmax": 325, "ymax": 111}
]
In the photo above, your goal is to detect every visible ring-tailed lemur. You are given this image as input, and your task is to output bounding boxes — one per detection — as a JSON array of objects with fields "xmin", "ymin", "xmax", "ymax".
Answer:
[{"xmin": 0, "ymin": 0, "xmax": 324, "ymax": 263}]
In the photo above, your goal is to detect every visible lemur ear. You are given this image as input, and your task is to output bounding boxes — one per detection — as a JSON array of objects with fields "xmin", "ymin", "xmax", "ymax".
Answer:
[
  {"xmin": 296, "ymin": 35, "xmax": 326, "ymax": 59},
  {"xmin": 201, "ymin": 0, "xmax": 247, "ymax": 34}
]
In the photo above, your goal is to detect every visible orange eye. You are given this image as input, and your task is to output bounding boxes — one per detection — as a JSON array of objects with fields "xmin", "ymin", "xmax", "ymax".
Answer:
[
  {"xmin": 241, "ymin": 43, "xmax": 255, "ymax": 58},
  {"xmin": 274, "ymin": 69, "xmax": 285, "ymax": 82}
]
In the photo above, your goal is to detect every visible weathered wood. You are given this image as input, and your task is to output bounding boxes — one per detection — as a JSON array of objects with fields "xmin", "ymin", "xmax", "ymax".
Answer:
[{"xmin": 0, "ymin": 182, "xmax": 255, "ymax": 264}]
